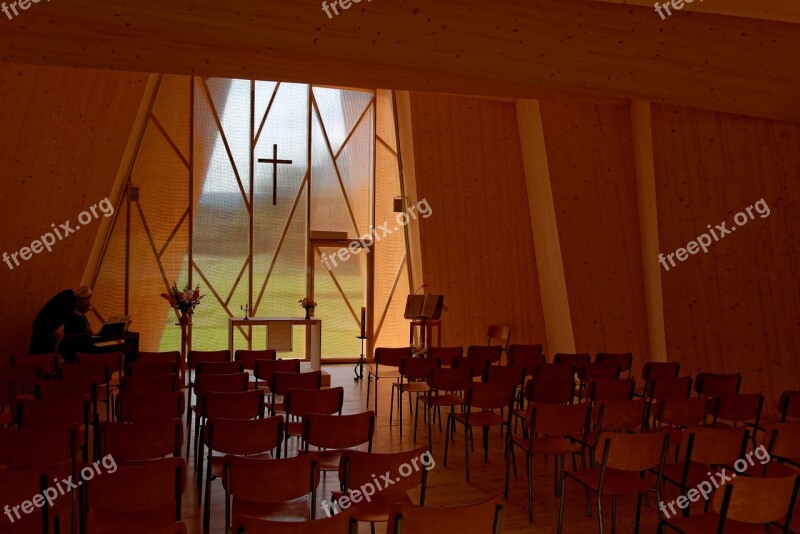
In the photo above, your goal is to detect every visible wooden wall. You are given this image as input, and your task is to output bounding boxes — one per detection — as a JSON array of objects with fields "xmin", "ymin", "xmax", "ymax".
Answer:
[
  {"xmin": 651, "ymin": 105, "xmax": 800, "ymax": 415},
  {"xmin": 0, "ymin": 63, "xmax": 149, "ymax": 355},
  {"xmin": 408, "ymin": 92, "xmax": 548, "ymax": 350}
]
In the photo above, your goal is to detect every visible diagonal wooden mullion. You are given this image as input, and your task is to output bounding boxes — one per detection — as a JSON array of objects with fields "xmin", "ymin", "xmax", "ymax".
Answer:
[
  {"xmin": 311, "ymin": 94, "xmax": 361, "ymax": 237},
  {"xmin": 199, "ymin": 78, "xmax": 251, "ymax": 213},
  {"xmin": 253, "ymin": 169, "xmax": 309, "ymax": 314},
  {"xmin": 254, "ymin": 82, "xmax": 281, "ymax": 146},
  {"xmin": 225, "ymin": 255, "xmax": 250, "ymax": 307},
  {"xmin": 332, "ymin": 95, "xmax": 374, "ymax": 161},
  {"xmin": 192, "ymin": 260, "xmax": 251, "ymax": 342},
  {"xmin": 149, "ymin": 114, "xmax": 191, "ymax": 170},
  {"xmin": 314, "ymin": 247, "xmax": 360, "ymax": 326},
  {"xmin": 376, "ymin": 135, "xmax": 398, "ymax": 157},
  {"xmin": 135, "ymin": 201, "xmax": 173, "ymax": 297},
  {"xmin": 158, "ymin": 208, "xmax": 189, "ymax": 258},
  {"xmin": 374, "ymin": 252, "xmax": 407, "ymax": 342}
]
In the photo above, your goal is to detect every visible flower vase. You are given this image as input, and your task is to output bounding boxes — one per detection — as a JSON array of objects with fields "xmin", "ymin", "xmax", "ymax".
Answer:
[
  {"xmin": 304, "ymin": 307, "xmax": 311, "ymax": 320},
  {"xmin": 179, "ymin": 310, "xmax": 191, "ymax": 325}
]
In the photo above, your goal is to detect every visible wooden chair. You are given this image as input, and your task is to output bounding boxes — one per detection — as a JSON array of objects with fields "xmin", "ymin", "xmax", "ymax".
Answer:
[
  {"xmin": 507, "ymin": 344, "xmax": 546, "ymax": 369},
  {"xmin": 195, "ymin": 361, "xmax": 244, "ymax": 376},
  {"xmin": 137, "ymin": 351, "xmax": 181, "ymax": 366},
  {"xmin": 188, "ymin": 371, "xmax": 249, "ymax": 451},
  {"xmin": 0, "ymin": 423, "xmax": 78, "ymax": 469},
  {"xmin": 283, "ymin": 387, "xmax": 344, "ymax": 456},
  {"xmin": 583, "ymin": 399, "xmax": 649, "ymax": 465},
  {"xmin": 269, "ymin": 371, "xmax": 322, "ymax": 415},
  {"xmin": 578, "ymin": 363, "xmax": 621, "ymax": 401},
  {"xmin": 710, "ymin": 392, "xmax": 764, "ymax": 447},
  {"xmin": 428, "ymin": 346, "xmax": 462, "ymax": 367},
  {"xmin": 117, "ymin": 391, "xmax": 185, "ymax": 424},
  {"xmin": 253, "ymin": 359, "xmax": 300, "ymax": 389},
  {"xmin": 558, "ymin": 431, "xmax": 669, "ymax": 534},
  {"xmin": 16, "ymin": 395, "xmax": 91, "ymax": 462},
  {"xmin": 645, "ymin": 376, "xmax": 693, "ymax": 402},
  {"xmin": 234, "ymin": 349, "xmax": 276, "ymax": 371},
  {"xmin": 518, "ymin": 377, "xmax": 575, "ymax": 410},
  {"xmin": 63, "ymin": 359, "xmax": 114, "ymax": 421},
  {"xmin": 199, "ymin": 416, "xmax": 284, "ymax": 533},
  {"xmin": 302, "ymin": 411, "xmax": 375, "ymax": 473},
  {"xmin": 694, "ymin": 372, "xmax": 741, "ymax": 397},
  {"xmin": 0, "ymin": 466, "xmax": 50, "ymax": 533},
  {"xmin": 99, "ymin": 419, "xmax": 183, "ymax": 461},
  {"xmin": 553, "ymin": 352, "xmax": 591, "ymax": 369},
  {"xmin": 386, "ymin": 497, "xmax": 504, "ymax": 534},
  {"xmin": 188, "ymin": 350, "xmax": 231, "ymax": 373},
  {"xmin": 486, "ymin": 325, "xmax": 511, "ymax": 355},
  {"xmin": 778, "ymin": 390, "xmax": 800, "ymax": 422},
  {"xmin": 12, "ymin": 353, "xmax": 59, "ymax": 379},
  {"xmin": 367, "ymin": 347, "xmax": 411, "ymax": 418},
  {"xmin": 658, "ymin": 469, "xmax": 800, "ymax": 533},
  {"xmin": 335, "ymin": 447, "xmax": 430, "ymax": 529},
  {"xmin": 231, "ymin": 512, "xmax": 357, "ymax": 533},
  {"xmin": 118, "ymin": 374, "xmax": 179, "ymax": 396},
  {"xmin": 0, "ymin": 365, "xmax": 42, "ymax": 395},
  {"xmin": 444, "ymin": 382, "xmax": 516, "ymax": 481},
  {"xmin": 506, "ymin": 402, "xmax": 591, "ymax": 522},
  {"xmin": 595, "ymin": 352, "xmax": 633, "ymax": 378},
  {"xmin": 222, "ymin": 453, "xmax": 321, "ymax": 527},
  {"xmin": 764, "ymin": 422, "xmax": 800, "ymax": 468},
  {"xmin": 83, "ymin": 457, "xmax": 186, "ymax": 534},
  {"xmin": 414, "ymin": 366, "xmax": 470, "ymax": 453},
  {"xmin": 467, "ymin": 345, "xmax": 502, "ymax": 366},
  {"xmin": 126, "ymin": 361, "xmax": 179, "ymax": 377},
  {"xmin": 588, "ymin": 377, "xmax": 635, "ymax": 402},
  {"xmin": 391, "ymin": 357, "xmax": 435, "ymax": 436},
  {"xmin": 651, "ymin": 396, "xmax": 710, "ymax": 459},
  {"xmin": 635, "ymin": 361, "xmax": 681, "ymax": 397},
  {"xmin": 192, "ymin": 390, "xmax": 266, "ymax": 467},
  {"xmin": 533, "ymin": 362, "xmax": 576, "ymax": 383}
]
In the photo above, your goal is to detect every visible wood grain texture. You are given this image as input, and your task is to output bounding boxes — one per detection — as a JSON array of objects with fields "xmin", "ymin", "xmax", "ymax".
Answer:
[
  {"xmin": 651, "ymin": 104, "xmax": 800, "ymax": 417},
  {"xmin": 591, "ymin": 0, "xmax": 800, "ymax": 23},
  {"xmin": 538, "ymin": 100, "xmax": 650, "ymax": 376},
  {"xmin": 408, "ymin": 92, "xmax": 548, "ymax": 350},
  {"xmin": 0, "ymin": 1, "xmax": 798, "ymax": 121},
  {"xmin": 0, "ymin": 63, "xmax": 149, "ymax": 355}
]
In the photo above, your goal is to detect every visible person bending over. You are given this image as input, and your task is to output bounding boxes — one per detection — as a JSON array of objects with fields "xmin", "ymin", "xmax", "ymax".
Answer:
[{"xmin": 29, "ymin": 286, "xmax": 94, "ymax": 360}]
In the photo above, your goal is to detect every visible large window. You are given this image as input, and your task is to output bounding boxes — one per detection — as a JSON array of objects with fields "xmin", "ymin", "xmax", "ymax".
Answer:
[{"xmin": 90, "ymin": 76, "xmax": 411, "ymax": 359}]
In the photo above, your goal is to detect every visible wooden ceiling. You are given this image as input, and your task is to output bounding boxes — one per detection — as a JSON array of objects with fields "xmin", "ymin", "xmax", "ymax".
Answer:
[{"xmin": 0, "ymin": 0, "xmax": 798, "ymax": 121}]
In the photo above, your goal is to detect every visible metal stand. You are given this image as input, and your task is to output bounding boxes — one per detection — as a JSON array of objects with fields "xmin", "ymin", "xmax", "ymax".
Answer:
[{"xmin": 355, "ymin": 335, "xmax": 368, "ymax": 381}]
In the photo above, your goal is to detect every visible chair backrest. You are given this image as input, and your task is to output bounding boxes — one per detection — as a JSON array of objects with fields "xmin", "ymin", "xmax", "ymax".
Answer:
[
  {"xmin": 232, "ymin": 512, "xmax": 357, "ymax": 534},
  {"xmin": 12, "ymin": 353, "xmax": 59, "ymax": 377},
  {"xmin": 595, "ymin": 431, "xmax": 668, "ymax": 472},
  {"xmin": 778, "ymin": 390, "xmax": 800, "ymax": 422},
  {"xmin": 465, "ymin": 382, "xmax": 516, "ymax": 412},
  {"xmin": 199, "ymin": 390, "xmax": 265, "ymax": 420},
  {"xmin": 595, "ymin": 399, "xmax": 648, "ymax": 432},
  {"xmin": 77, "ymin": 352, "xmax": 124, "ymax": 375},
  {"xmin": 645, "ymin": 376, "xmax": 693, "ymax": 400},
  {"xmin": 654, "ymin": 396, "xmax": 709, "ymax": 428},
  {"xmin": 533, "ymin": 362, "xmax": 575, "ymax": 383},
  {"xmin": 194, "ymin": 372, "xmax": 249, "ymax": 394},
  {"xmin": 100, "ymin": 419, "xmax": 183, "ymax": 461},
  {"xmin": 374, "ymin": 347, "xmax": 412, "ymax": 369},
  {"xmin": 641, "ymin": 362, "xmax": 680, "ymax": 392},
  {"xmin": 589, "ymin": 378, "xmax": 635, "ymax": 402},
  {"xmin": 137, "ymin": 351, "xmax": 181, "ymax": 365},
  {"xmin": 0, "ymin": 365, "xmax": 40, "ymax": 392},
  {"xmin": 522, "ymin": 377, "xmax": 575, "ymax": 405},
  {"xmin": 126, "ymin": 361, "xmax": 179, "ymax": 377},
  {"xmin": 764, "ymin": 423, "xmax": 800, "ymax": 461},
  {"xmin": 0, "ymin": 466, "xmax": 49, "ymax": 532},
  {"xmin": 223, "ymin": 454, "xmax": 320, "ymax": 519},
  {"xmin": 427, "ymin": 366, "xmax": 471, "ymax": 392},
  {"xmin": 528, "ymin": 402, "xmax": 591, "ymax": 439},
  {"xmin": 595, "ymin": 352, "xmax": 633, "ymax": 374},
  {"xmin": 553, "ymin": 353, "xmax": 591, "ymax": 368},
  {"xmin": 712, "ymin": 393, "xmax": 764, "ymax": 425},
  {"xmin": 0, "ymin": 424, "xmax": 78, "ymax": 468},
  {"xmin": 253, "ymin": 359, "xmax": 301, "ymax": 382},
  {"xmin": 466, "ymin": 345, "xmax": 502, "ymax": 365},
  {"xmin": 86, "ymin": 457, "xmax": 186, "ymax": 531},
  {"xmin": 195, "ymin": 361, "xmax": 244, "ymax": 376},
  {"xmin": 304, "ymin": 411, "xmax": 375, "ymax": 451},
  {"xmin": 61, "ymin": 362, "xmax": 110, "ymax": 383},
  {"xmin": 711, "ymin": 472, "xmax": 800, "ymax": 526},
  {"xmin": 579, "ymin": 362, "xmax": 621, "ymax": 383},
  {"xmin": 36, "ymin": 378, "xmax": 95, "ymax": 400},
  {"xmin": 694, "ymin": 372, "xmax": 742, "ymax": 397},
  {"xmin": 487, "ymin": 325, "xmax": 510, "ymax": 351},
  {"xmin": 16, "ymin": 395, "xmax": 90, "ymax": 428},
  {"xmin": 117, "ymin": 391, "xmax": 185, "ymax": 423},
  {"xmin": 399, "ymin": 357, "xmax": 435, "ymax": 382},
  {"xmin": 483, "ymin": 365, "xmax": 526, "ymax": 388},
  {"xmin": 507, "ymin": 344, "xmax": 546, "ymax": 368},
  {"xmin": 235, "ymin": 349, "xmax": 276, "ymax": 370},
  {"xmin": 119, "ymin": 374, "xmax": 179, "ymax": 396},
  {"xmin": 205, "ymin": 416, "xmax": 284, "ymax": 457},
  {"xmin": 271, "ymin": 371, "xmax": 322, "ymax": 397},
  {"xmin": 386, "ymin": 497, "xmax": 503, "ymax": 534},
  {"xmin": 428, "ymin": 346, "xmax": 462, "ymax": 367},
  {"xmin": 680, "ymin": 426, "xmax": 748, "ymax": 466},
  {"xmin": 188, "ymin": 350, "xmax": 231, "ymax": 369},
  {"xmin": 285, "ymin": 387, "xmax": 344, "ymax": 419},
  {"xmin": 340, "ymin": 446, "xmax": 431, "ymax": 498}
]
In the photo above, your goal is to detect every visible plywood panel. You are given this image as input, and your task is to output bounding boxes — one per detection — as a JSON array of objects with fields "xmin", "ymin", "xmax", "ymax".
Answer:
[
  {"xmin": 539, "ymin": 101, "xmax": 650, "ymax": 375},
  {"xmin": 652, "ymin": 105, "xmax": 800, "ymax": 417},
  {"xmin": 0, "ymin": 0, "xmax": 798, "ymax": 121},
  {"xmin": 0, "ymin": 63, "xmax": 149, "ymax": 355},
  {"xmin": 408, "ymin": 92, "xmax": 547, "ymax": 350}
]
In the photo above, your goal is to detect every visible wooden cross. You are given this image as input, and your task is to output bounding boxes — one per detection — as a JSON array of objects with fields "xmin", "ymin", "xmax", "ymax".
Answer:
[{"xmin": 257, "ymin": 144, "xmax": 293, "ymax": 205}]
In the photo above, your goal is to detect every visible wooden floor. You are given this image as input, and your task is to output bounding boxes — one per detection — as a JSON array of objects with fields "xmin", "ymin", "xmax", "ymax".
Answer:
[{"xmin": 183, "ymin": 364, "xmax": 665, "ymax": 533}]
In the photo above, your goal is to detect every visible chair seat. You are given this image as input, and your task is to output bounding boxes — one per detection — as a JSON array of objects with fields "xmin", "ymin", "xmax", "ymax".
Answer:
[
  {"xmin": 331, "ymin": 491, "xmax": 414, "ymax": 522},
  {"xmin": 88, "ymin": 505, "xmax": 177, "ymax": 534},
  {"xmin": 452, "ymin": 410, "xmax": 505, "ymax": 427},
  {"xmin": 393, "ymin": 382, "xmax": 429, "ymax": 393},
  {"xmin": 566, "ymin": 468, "xmax": 652, "ymax": 495},
  {"xmin": 420, "ymin": 393, "xmax": 463, "ymax": 407},
  {"xmin": 662, "ymin": 512, "xmax": 767, "ymax": 534},
  {"xmin": 209, "ymin": 453, "xmax": 271, "ymax": 478},
  {"xmin": 286, "ymin": 420, "xmax": 302, "ymax": 438},
  {"xmin": 661, "ymin": 461, "xmax": 711, "ymax": 489},
  {"xmin": 233, "ymin": 496, "xmax": 311, "ymax": 522},
  {"xmin": 512, "ymin": 436, "xmax": 581, "ymax": 456}
]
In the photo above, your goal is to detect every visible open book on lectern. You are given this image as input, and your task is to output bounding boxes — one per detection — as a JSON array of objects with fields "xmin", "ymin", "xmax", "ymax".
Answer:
[{"xmin": 404, "ymin": 294, "xmax": 444, "ymax": 320}]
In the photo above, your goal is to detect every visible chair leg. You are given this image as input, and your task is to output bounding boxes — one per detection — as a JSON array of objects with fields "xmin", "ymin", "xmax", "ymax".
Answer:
[
  {"xmin": 464, "ymin": 423, "xmax": 471, "ymax": 482},
  {"xmin": 389, "ymin": 385, "xmax": 395, "ymax": 425},
  {"xmin": 557, "ymin": 473, "xmax": 567, "ymax": 533},
  {"xmin": 597, "ymin": 494, "xmax": 604, "ymax": 534},
  {"xmin": 482, "ymin": 426, "xmax": 489, "ymax": 463},
  {"xmin": 399, "ymin": 389, "xmax": 404, "ymax": 436},
  {"xmin": 413, "ymin": 397, "xmax": 420, "ymax": 443},
  {"xmin": 203, "ymin": 455, "xmax": 213, "ymax": 534},
  {"xmin": 196, "ymin": 445, "xmax": 204, "ymax": 506},
  {"xmin": 611, "ymin": 495, "xmax": 617, "ymax": 534},
  {"xmin": 526, "ymin": 453, "xmax": 533, "ymax": 522},
  {"xmin": 428, "ymin": 404, "xmax": 434, "ymax": 454},
  {"xmin": 443, "ymin": 416, "xmax": 452, "ymax": 466},
  {"xmin": 504, "ymin": 442, "xmax": 512, "ymax": 498},
  {"xmin": 634, "ymin": 492, "xmax": 642, "ymax": 534}
]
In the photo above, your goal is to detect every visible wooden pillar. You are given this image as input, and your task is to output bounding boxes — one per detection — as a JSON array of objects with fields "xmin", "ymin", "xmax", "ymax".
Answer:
[
  {"xmin": 631, "ymin": 100, "xmax": 668, "ymax": 362},
  {"xmin": 515, "ymin": 100, "xmax": 576, "ymax": 354}
]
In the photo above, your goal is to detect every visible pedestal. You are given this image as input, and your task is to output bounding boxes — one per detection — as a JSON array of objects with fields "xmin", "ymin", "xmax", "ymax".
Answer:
[{"xmin": 175, "ymin": 322, "xmax": 191, "ymax": 385}]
